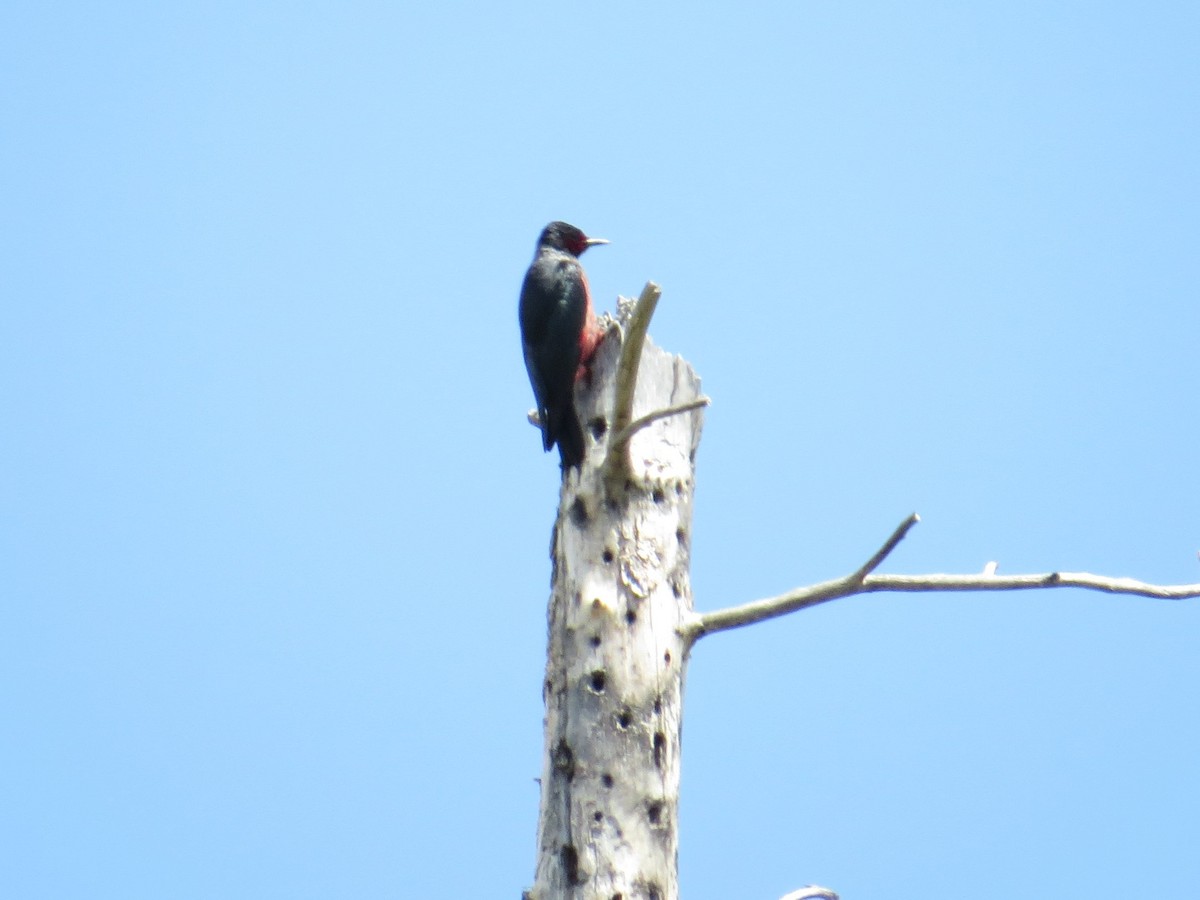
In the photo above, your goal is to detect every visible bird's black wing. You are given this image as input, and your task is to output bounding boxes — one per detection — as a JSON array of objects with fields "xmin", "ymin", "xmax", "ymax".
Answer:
[{"xmin": 519, "ymin": 254, "xmax": 587, "ymax": 459}]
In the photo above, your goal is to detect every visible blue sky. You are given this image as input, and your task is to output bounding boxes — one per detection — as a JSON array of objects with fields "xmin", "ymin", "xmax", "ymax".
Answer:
[{"xmin": 2, "ymin": 3, "xmax": 1198, "ymax": 898}]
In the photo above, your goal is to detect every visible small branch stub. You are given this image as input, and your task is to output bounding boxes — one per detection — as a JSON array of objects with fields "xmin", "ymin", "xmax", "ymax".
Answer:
[{"xmin": 613, "ymin": 396, "xmax": 712, "ymax": 449}]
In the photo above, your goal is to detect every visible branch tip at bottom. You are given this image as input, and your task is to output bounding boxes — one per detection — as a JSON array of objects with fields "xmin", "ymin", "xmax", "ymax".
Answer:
[{"xmin": 779, "ymin": 887, "xmax": 839, "ymax": 900}]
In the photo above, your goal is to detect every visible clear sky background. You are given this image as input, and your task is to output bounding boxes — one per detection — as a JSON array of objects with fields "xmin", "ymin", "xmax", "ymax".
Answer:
[{"xmin": 3, "ymin": 3, "xmax": 1198, "ymax": 898}]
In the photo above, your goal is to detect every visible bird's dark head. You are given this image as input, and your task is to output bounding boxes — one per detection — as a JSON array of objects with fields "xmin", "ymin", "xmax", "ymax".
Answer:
[{"xmin": 536, "ymin": 221, "xmax": 609, "ymax": 257}]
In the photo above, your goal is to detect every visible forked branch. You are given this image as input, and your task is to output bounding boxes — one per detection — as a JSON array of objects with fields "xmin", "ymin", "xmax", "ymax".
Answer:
[{"xmin": 685, "ymin": 513, "xmax": 1200, "ymax": 643}]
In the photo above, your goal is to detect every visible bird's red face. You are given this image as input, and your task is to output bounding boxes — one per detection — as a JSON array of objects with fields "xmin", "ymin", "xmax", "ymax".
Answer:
[
  {"xmin": 539, "ymin": 221, "xmax": 609, "ymax": 257},
  {"xmin": 573, "ymin": 233, "xmax": 609, "ymax": 255}
]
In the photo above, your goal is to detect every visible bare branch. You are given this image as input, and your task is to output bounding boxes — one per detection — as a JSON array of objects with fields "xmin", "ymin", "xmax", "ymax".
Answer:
[
  {"xmin": 612, "ymin": 396, "xmax": 711, "ymax": 447},
  {"xmin": 603, "ymin": 281, "xmax": 661, "ymax": 495},
  {"xmin": 684, "ymin": 574, "xmax": 858, "ymax": 640},
  {"xmin": 862, "ymin": 571, "xmax": 1200, "ymax": 598},
  {"xmin": 685, "ymin": 513, "xmax": 1200, "ymax": 643}
]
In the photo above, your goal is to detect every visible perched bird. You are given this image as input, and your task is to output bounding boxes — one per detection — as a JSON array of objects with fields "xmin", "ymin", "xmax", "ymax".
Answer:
[{"xmin": 519, "ymin": 221, "xmax": 609, "ymax": 469}]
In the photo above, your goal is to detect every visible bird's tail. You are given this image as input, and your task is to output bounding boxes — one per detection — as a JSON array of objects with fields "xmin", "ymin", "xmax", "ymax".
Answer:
[
  {"xmin": 552, "ymin": 404, "xmax": 586, "ymax": 471},
  {"xmin": 539, "ymin": 405, "xmax": 555, "ymax": 453}
]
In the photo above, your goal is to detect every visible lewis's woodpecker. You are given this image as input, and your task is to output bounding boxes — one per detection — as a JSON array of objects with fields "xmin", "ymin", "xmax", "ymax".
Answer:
[{"xmin": 519, "ymin": 221, "xmax": 608, "ymax": 470}]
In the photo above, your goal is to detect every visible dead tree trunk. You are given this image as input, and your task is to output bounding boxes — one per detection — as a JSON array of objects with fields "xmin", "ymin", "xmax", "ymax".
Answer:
[
  {"xmin": 524, "ymin": 284, "xmax": 1200, "ymax": 900},
  {"xmin": 527, "ymin": 286, "xmax": 703, "ymax": 900}
]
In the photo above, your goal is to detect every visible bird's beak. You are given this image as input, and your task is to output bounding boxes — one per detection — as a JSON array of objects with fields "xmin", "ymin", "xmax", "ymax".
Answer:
[{"xmin": 585, "ymin": 237, "xmax": 610, "ymax": 247}]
